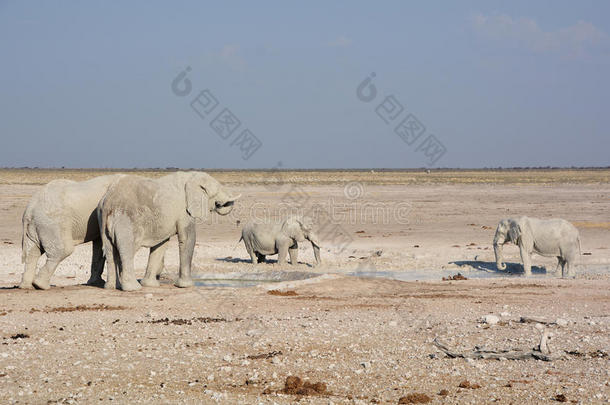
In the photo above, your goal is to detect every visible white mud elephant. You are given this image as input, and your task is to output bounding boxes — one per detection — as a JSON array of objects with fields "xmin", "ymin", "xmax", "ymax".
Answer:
[
  {"xmin": 240, "ymin": 216, "xmax": 321, "ymax": 266},
  {"xmin": 97, "ymin": 172, "xmax": 239, "ymax": 291},
  {"xmin": 493, "ymin": 216, "xmax": 581, "ymax": 278},
  {"xmin": 19, "ymin": 174, "xmax": 123, "ymax": 289}
]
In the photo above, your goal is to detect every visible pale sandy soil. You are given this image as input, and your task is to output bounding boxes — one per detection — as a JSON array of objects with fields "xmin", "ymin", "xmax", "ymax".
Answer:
[{"xmin": 0, "ymin": 170, "xmax": 608, "ymax": 404}]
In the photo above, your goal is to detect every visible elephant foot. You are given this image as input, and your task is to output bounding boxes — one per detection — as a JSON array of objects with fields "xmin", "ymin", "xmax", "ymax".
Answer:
[
  {"xmin": 119, "ymin": 279, "xmax": 142, "ymax": 292},
  {"xmin": 32, "ymin": 278, "xmax": 51, "ymax": 290},
  {"xmin": 140, "ymin": 277, "xmax": 161, "ymax": 288},
  {"xmin": 174, "ymin": 277, "xmax": 194, "ymax": 288},
  {"xmin": 86, "ymin": 277, "xmax": 105, "ymax": 288},
  {"xmin": 104, "ymin": 281, "xmax": 116, "ymax": 290},
  {"xmin": 18, "ymin": 281, "xmax": 34, "ymax": 289}
]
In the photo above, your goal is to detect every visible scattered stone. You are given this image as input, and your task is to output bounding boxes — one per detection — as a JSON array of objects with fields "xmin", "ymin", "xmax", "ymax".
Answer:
[
  {"xmin": 10, "ymin": 333, "xmax": 29, "ymax": 340},
  {"xmin": 443, "ymin": 273, "xmax": 468, "ymax": 281},
  {"xmin": 247, "ymin": 350, "xmax": 282, "ymax": 360},
  {"xmin": 438, "ymin": 389, "xmax": 449, "ymax": 396},
  {"xmin": 482, "ymin": 315, "xmax": 499, "ymax": 325},
  {"xmin": 555, "ymin": 318, "xmax": 568, "ymax": 327},
  {"xmin": 553, "ymin": 393, "xmax": 568, "ymax": 402}
]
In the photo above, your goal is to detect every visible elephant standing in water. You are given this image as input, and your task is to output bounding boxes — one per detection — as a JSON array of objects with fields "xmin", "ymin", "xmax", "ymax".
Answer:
[
  {"xmin": 98, "ymin": 172, "xmax": 239, "ymax": 291},
  {"xmin": 240, "ymin": 216, "xmax": 321, "ymax": 266},
  {"xmin": 493, "ymin": 216, "xmax": 581, "ymax": 278},
  {"xmin": 19, "ymin": 175, "xmax": 123, "ymax": 289}
]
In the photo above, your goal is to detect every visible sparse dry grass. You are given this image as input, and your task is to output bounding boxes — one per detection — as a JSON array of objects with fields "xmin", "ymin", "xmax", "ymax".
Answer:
[
  {"xmin": 0, "ymin": 168, "xmax": 608, "ymax": 185},
  {"xmin": 572, "ymin": 221, "xmax": 610, "ymax": 229}
]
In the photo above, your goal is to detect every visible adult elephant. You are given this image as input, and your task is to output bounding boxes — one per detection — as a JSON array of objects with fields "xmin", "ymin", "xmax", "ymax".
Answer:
[
  {"xmin": 98, "ymin": 172, "xmax": 239, "ymax": 291},
  {"xmin": 19, "ymin": 174, "xmax": 123, "ymax": 289},
  {"xmin": 240, "ymin": 216, "xmax": 321, "ymax": 266},
  {"xmin": 493, "ymin": 216, "xmax": 581, "ymax": 278}
]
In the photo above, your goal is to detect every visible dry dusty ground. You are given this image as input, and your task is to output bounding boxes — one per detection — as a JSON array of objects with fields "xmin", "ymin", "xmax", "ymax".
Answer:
[{"xmin": 0, "ymin": 169, "xmax": 608, "ymax": 404}]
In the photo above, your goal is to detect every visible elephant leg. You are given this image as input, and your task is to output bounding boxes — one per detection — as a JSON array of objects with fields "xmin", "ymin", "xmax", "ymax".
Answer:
[
  {"xmin": 32, "ymin": 247, "xmax": 73, "ymax": 290},
  {"xmin": 113, "ymin": 221, "xmax": 140, "ymax": 292},
  {"xmin": 101, "ymin": 230, "xmax": 118, "ymax": 289},
  {"xmin": 141, "ymin": 239, "xmax": 169, "ymax": 287},
  {"xmin": 563, "ymin": 255, "xmax": 576, "ymax": 278},
  {"xmin": 255, "ymin": 252, "xmax": 266, "ymax": 264},
  {"xmin": 288, "ymin": 244, "xmax": 298, "ymax": 265},
  {"xmin": 86, "ymin": 239, "xmax": 106, "ymax": 287},
  {"xmin": 175, "ymin": 221, "xmax": 195, "ymax": 288},
  {"xmin": 277, "ymin": 242, "xmax": 289, "ymax": 265},
  {"xmin": 245, "ymin": 243, "xmax": 258, "ymax": 264},
  {"xmin": 519, "ymin": 246, "xmax": 532, "ymax": 277},
  {"xmin": 19, "ymin": 245, "xmax": 41, "ymax": 289}
]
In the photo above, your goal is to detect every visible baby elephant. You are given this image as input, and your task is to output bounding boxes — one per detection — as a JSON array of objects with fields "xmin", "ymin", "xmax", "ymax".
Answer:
[
  {"xmin": 493, "ymin": 216, "xmax": 581, "ymax": 278},
  {"xmin": 240, "ymin": 216, "xmax": 321, "ymax": 266}
]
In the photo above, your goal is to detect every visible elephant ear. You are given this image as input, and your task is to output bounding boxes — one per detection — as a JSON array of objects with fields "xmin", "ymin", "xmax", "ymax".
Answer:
[
  {"xmin": 282, "ymin": 217, "xmax": 305, "ymax": 241},
  {"xmin": 515, "ymin": 217, "xmax": 534, "ymax": 248},
  {"xmin": 300, "ymin": 216, "xmax": 314, "ymax": 232},
  {"xmin": 185, "ymin": 174, "xmax": 210, "ymax": 220},
  {"xmin": 508, "ymin": 222, "xmax": 521, "ymax": 244},
  {"xmin": 307, "ymin": 231, "xmax": 321, "ymax": 248}
]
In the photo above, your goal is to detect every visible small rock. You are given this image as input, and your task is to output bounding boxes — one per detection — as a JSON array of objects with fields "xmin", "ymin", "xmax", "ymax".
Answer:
[
  {"xmin": 360, "ymin": 361, "xmax": 371, "ymax": 369},
  {"xmin": 144, "ymin": 293, "xmax": 153, "ymax": 299},
  {"xmin": 555, "ymin": 318, "xmax": 568, "ymax": 327},
  {"xmin": 222, "ymin": 355, "xmax": 232, "ymax": 362},
  {"xmin": 482, "ymin": 315, "xmax": 499, "ymax": 325},
  {"xmin": 500, "ymin": 312, "xmax": 510, "ymax": 317}
]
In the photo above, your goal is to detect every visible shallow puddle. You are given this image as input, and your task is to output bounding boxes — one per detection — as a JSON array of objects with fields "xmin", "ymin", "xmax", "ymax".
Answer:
[{"xmin": 192, "ymin": 271, "xmax": 319, "ymax": 288}]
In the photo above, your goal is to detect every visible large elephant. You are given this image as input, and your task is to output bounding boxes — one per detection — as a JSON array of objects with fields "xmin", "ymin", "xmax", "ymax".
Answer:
[
  {"xmin": 19, "ymin": 174, "xmax": 123, "ymax": 290},
  {"xmin": 493, "ymin": 216, "xmax": 581, "ymax": 278},
  {"xmin": 240, "ymin": 216, "xmax": 321, "ymax": 266},
  {"xmin": 98, "ymin": 172, "xmax": 239, "ymax": 291}
]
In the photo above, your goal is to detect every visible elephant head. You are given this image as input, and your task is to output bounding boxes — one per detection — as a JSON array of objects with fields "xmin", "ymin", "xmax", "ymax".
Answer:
[
  {"xmin": 493, "ymin": 218, "xmax": 529, "ymax": 270},
  {"xmin": 282, "ymin": 216, "xmax": 321, "ymax": 265},
  {"xmin": 185, "ymin": 172, "xmax": 240, "ymax": 219}
]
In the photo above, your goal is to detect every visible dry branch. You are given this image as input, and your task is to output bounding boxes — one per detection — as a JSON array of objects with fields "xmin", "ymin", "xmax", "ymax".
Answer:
[{"xmin": 432, "ymin": 331, "xmax": 565, "ymax": 361}]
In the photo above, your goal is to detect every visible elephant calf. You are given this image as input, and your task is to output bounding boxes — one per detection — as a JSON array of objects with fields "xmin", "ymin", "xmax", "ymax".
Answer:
[
  {"xmin": 240, "ymin": 216, "xmax": 321, "ymax": 266},
  {"xmin": 20, "ymin": 174, "xmax": 123, "ymax": 289},
  {"xmin": 493, "ymin": 216, "xmax": 581, "ymax": 278}
]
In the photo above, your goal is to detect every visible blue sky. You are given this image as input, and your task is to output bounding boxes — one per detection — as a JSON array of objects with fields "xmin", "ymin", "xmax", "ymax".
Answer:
[{"xmin": 1, "ymin": 1, "xmax": 609, "ymax": 168}]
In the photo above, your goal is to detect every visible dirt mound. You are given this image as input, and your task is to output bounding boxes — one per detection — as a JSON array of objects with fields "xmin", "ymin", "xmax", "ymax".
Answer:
[
  {"xmin": 267, "ymin": 290, "xmax": 298, "ymax": 296},
  {"xmin": 276, "ymin": 376, "xmax": 328, "ymax": 396},
  {"xmin": 458, "ymin": 380, "xmax": 481, "ymax": 389},
  {"xmin": 398, "ymin": 393, "xmax": 431, "ymax": 403}
]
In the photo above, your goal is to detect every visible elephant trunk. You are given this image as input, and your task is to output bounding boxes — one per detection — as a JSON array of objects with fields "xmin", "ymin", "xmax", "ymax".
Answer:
[
  {"xmin": 494, "ymin": 243, "xmax": 506, "ymax": 271},
  {"xmin": 312, "ymin": 244, "xmax": 321, "ymax": 265},
  {"xmin": 214, "ymin": 192, "xmax": 240, "ymax": 216},
  {"xmin": 308, "ymin": 232, "xmax": 321, "ymax": 265}
]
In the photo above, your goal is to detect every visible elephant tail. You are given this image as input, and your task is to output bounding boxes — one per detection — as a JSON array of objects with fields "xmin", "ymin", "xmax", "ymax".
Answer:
[
  {"xmin": 21, "ymin": 209, "xmax": 39, "ymax": 263},
  {"xmin": 233, "ymin": 236, "xmax": 243, "ymax": 251},
  {"xmin": 577, "ymin": 235, "xmax": 582, "ymax": 256}
]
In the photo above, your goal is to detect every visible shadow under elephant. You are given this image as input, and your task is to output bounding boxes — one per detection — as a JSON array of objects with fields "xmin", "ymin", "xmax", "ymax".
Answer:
[{"xmin": 450, "ymin": 260, "xmax": 548, "ymax": 275}]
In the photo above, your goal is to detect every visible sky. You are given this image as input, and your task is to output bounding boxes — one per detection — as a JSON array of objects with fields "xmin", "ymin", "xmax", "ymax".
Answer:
[{"xmin": 1, "ymin": 1, "xmax": 609, "ymax": 169}]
